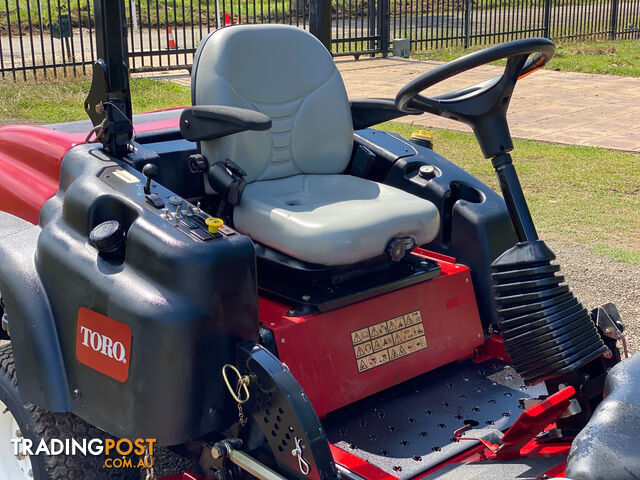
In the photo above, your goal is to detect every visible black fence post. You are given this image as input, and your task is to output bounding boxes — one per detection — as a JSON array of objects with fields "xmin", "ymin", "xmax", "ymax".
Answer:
[
  {"xmin": 543, "ymin": 0, "xmax": 551, "ymax": 38},
  {"xmin": 378, "ymin": 0, "xmax": 390, "ymax": 57},
  {"xmin": 369, "ymin": 0, "xmax": 377, "ymax": 55},
  {"xmin": 610, "ymin": 0, "xmax": 619, "ymax": 39},
  {"xmin": 310, "ymin": 0, "xmax": 332, "ymax": 52},
  {"xmin": 464, "ymin": 0, "xmax": 471, "ymax": 48}
]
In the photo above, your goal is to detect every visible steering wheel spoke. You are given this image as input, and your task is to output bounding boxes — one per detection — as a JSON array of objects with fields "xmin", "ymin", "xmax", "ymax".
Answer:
[{"xmin": 395, "ymin": 38, "xmax": 555, "ymax": 159}]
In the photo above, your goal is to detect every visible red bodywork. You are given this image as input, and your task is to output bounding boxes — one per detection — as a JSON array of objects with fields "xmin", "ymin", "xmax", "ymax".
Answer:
[
  {"xmin": 0, "ymin": 126, "xmax": 80, "ymax": 224},
  {"xmin": 0, "ymin": 119, "xmax": 179, "ymax": 224}
]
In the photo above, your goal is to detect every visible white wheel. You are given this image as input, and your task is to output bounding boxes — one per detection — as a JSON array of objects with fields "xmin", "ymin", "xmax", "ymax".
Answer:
[{"xmin": 0, "ymin": 399, "xmax": 33, "ymax": 479}]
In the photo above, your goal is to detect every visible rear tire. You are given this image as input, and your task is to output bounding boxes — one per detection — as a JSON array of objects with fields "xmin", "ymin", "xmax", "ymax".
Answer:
[
  {"xmin": 0, "ymin": 343, "xmax": 140, "ymax": 480},
  {"xmin": 0, "ymin": 296, "xmax": 10, "ymax": 340}
]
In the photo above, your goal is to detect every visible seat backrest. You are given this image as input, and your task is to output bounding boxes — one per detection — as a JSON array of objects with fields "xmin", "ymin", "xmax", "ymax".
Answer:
[{"xmin": 191, "ymin": 24, "xmax": 354, "ymax": 183}]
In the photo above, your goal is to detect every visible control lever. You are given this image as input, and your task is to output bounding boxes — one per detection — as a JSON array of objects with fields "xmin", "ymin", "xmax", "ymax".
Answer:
[
  {"xmin": 208, "ymin": 159, "xmax": 247, "ymax": 211},
  {"xmin": 142, "ymin": 163, "xmax": 158, "ymax": 195}
]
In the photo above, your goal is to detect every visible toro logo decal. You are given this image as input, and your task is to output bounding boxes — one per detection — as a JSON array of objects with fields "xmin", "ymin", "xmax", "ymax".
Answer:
[{"xmin": 76, "ymin": 308, "xmax": 132, "ymax": 382}]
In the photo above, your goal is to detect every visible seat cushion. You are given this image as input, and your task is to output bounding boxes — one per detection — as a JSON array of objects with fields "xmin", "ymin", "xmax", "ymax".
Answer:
[
  {"xmin": 233, "ymin": 175, "xmax": 440, "ymax": 266},
  {"xmin": 192, "ymin": 25, "xmax": 353, "ymax": 183}
]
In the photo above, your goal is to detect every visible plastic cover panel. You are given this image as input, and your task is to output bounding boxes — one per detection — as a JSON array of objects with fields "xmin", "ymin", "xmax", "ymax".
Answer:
[{"xmin": 324, "ymin": 360, "xmax": 546, "ymax": 480}]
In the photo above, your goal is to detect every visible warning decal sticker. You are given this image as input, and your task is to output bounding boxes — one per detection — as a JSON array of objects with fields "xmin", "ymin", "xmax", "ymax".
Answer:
[{"xmin": 351, "ymin": 310, "xmax": 427, "ymax": 373}]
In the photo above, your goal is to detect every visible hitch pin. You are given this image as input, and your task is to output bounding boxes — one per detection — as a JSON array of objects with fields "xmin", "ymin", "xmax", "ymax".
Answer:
[
  {"xmin": 222, "ymin": 364, "xmax": 250, "ymax": 404},
  {"xmin": 291, "ymin": 437, "xmax": 311, "ymax": 475}
]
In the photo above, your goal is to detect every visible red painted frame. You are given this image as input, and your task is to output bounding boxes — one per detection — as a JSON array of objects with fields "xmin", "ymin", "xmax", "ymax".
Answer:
[{"xmin": 260, "ymin": 252, "xmax": 484, "ymax": 417}]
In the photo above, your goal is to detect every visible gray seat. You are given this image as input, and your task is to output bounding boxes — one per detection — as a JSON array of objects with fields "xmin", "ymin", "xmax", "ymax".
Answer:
[{"xmin": 192, "ymin": 24, "xmax": 440, "ymax": 266}]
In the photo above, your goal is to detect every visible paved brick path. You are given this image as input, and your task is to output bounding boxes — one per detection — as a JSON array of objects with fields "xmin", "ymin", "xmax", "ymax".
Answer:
[
  {"xmin": 169, "ymin": 57, "xmax": 640, "ymax": 152},
  {"xmin": 336, "ymin": 57, "xmax": 640, "ymax": 153}
]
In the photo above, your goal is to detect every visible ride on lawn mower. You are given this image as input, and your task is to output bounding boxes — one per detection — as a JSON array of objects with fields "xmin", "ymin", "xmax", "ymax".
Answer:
[{"xmin": 0, "ymin": 0, "xmax": 638, "ymax": 477}]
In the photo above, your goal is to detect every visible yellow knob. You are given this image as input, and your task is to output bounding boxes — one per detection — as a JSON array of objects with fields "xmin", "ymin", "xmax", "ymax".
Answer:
[{"xmin": 205, "ymin": 217, "xmax": 224, "ymax": 234}]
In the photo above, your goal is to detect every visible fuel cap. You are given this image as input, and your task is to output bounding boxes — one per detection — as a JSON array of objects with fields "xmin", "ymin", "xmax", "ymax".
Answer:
[{"xmin": 89, "ymin": 220, "xmax": 126, "ymax": 255}]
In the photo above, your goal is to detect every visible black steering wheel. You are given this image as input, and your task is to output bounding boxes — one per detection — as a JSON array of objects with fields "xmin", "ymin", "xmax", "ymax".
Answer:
[{"xmin": 395, "ymin": 38, "xmax": 555, "ymax": 158}]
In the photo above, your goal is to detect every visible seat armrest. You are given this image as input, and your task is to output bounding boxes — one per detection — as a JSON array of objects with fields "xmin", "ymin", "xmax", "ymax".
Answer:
[
  {"xmin": 180, "ymin": 105, "xmax": 272, "ymax": 142},
  {"xmin": 350, "ymin": 98, "xmax": 420, "ymax": 130}
]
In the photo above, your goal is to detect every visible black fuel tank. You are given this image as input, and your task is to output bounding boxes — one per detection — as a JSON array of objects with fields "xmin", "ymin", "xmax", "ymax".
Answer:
[{"xmin": 37, "ymin": 144, "xmax": 259, "ymax": 445}]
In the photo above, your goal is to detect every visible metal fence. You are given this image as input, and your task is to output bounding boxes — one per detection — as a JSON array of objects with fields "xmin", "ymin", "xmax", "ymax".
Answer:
[
  {"xmin": 392, "ymin": 0, "xmax": 640, "ymax": 51},
  {"xmin": 1, "ymin": 0, "xmax": 639, "ymax": 78}
]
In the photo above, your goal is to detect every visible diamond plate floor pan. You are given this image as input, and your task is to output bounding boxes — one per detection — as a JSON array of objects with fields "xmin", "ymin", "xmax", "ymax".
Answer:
[{"xmin": 324, "ymin": 360, "xmax": 546, "ymax": 480}]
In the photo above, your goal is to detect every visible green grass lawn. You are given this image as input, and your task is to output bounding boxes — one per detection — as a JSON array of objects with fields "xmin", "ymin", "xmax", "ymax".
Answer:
[
  {"xmin": 412, "ymin": 39, "xmax": 640, "ymax": 77},
  {"xmin": 0, "ymin": 76, "xmax": 638, "ymax": 265},
  {"xmin": 0, "ymin": 76, "xmax": 191, "ymax": 124}
]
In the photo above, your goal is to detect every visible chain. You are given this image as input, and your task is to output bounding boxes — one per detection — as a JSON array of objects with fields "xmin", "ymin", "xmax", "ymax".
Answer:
[
  {"xmin": 222, "ymin": 364, "xmax": 251, "ymax": 427},
  {"xmin": 236, "ymin": 379, "xmax": 248, "ymax": 426},
  {"xmin": 144, "ymin": 444, "xmax": 156, "ymax": 480}
]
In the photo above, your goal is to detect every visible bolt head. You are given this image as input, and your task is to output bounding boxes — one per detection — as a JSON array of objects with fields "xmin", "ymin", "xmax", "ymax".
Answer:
[
  {"xmin": 281, "ymin": 338, "xmax": 286, "ymax": 343},
  {"xmin": 211, "ymin": 445, "xmax": 223, "ymax": 459},
  {"xmin": 72, "ymin": 388, "xmax": 81, "ymax": 399}
]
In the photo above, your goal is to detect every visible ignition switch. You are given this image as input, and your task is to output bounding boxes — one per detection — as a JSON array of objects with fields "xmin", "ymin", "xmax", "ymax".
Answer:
[{"xmin": 188, "ymin": 154, "xmax": 209, "ymax": 174}]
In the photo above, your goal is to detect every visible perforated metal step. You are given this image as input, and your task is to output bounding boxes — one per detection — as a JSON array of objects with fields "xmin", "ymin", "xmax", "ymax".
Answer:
[{"xmin": 324, "ymin": 360, "xmax": 546, "ymax": 480}]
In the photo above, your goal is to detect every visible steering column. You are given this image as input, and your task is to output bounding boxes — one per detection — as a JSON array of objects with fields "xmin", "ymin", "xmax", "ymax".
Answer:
[{"xmin": 395, "ymin": 39, "xmax": 609, "ymax": 387}]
